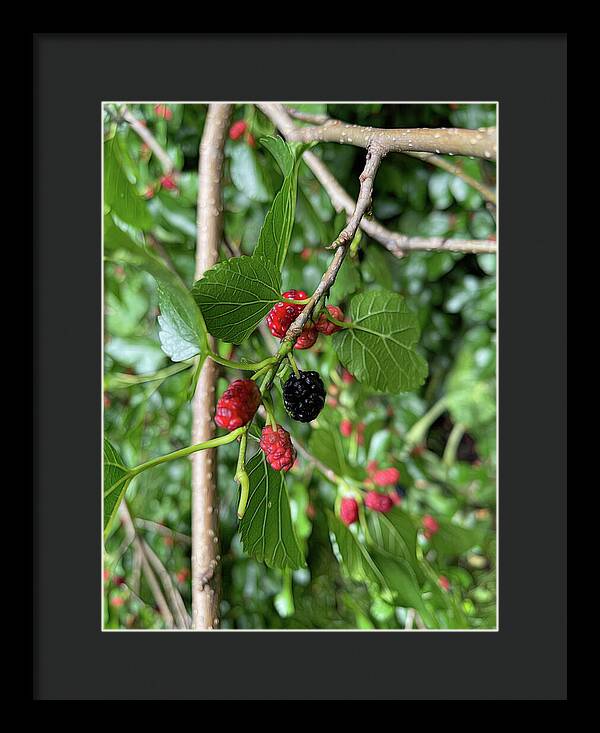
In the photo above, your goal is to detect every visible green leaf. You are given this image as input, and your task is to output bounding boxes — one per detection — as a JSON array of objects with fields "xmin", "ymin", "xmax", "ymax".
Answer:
[
  {"xmin": 366, "ymin": 508, "xmax": 423, "ymax": 581},
  {"xmin": 192, "ymin": 255, "xmax": 281, "ymax": 344},
  {"xmin": 105, "ymin": 218, "xmax": 208, "ymax": 361},
  {"xmin": 332, "ymin": 290, "xmax": 428, "ymax": 393},
  {"xmin": 430, "ymin": 519, "xmax": 482, "ymax": 558},
  {"xmin": 103, "ymin": 438, "xmax": 132, "ymax": 535},
  {"xmin": 446, "ymin": 326, "xmax": 496, "ymax": 428},
  {"xmin": 260, "ymin": 136, "xmax": 295, "ymax": 176},
  {"xmin": 104, "ymin": 136, "xmax": 152, "ymax": 229},
  {"xmin": 308, "ymin": 426, "xmax": 364, "ymax": 482},
  {"xmin": 229, "ymin": 143, "xmax": 271, "ymax": 202},
  {"xmin": 327, "ymin": 512, "xmax": 424, "ymax": 610},
  {"xmin": 253, "ymin": 136, "xmax": 310, "ymax": 270},
  {"xmin": 239, "ymin": 452, "xmax": 305, "ymax": 570}
]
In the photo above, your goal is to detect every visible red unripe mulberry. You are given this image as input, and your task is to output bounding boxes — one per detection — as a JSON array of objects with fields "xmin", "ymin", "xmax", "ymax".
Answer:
[
  {"xmin": 154, "ymin": 104, "xmax": 173, "ymax": 120},
  {"xmin": 215, "ymin": 379, "xmax": 261, "ymax": 431},
  {"xmin": 340, "ymin": 419, "xmax": 353, "ymax": 437},
  {"xmin": 372, "ymin": 467, "xmax": 401, "ymax": 487},
  {"xmin": 340, "ymin": 497, "xmax": 359, "ymax": 526},
  {"xmin": 266, "ymin": 290, "xmax": 308, "ymax": 338},
  {"xmin": 364, "ymin": 491, "xmax": 394, "ymax": 513},
  {"xmin": 294, "ymin": 325, "xmax": 318, "ymax": 350},
  {"xmin": 438, "ymin": 575, "xmax": 451, "ymax": 591},
  {"xmin": 229, "ymin": 120, "xmax": 247, "ymax": 140},
  {"xmin": 259, "ymin": 425, "xmax": 296, "ymax": 472},
  {"xmin": 422, "ymin": 514, "xmax": 439, "ymax": 538},
  {"xmin": 160, "ymin": 173, "xmax": 178, "ymax": 191},
  {"xmin": 315, "ymin": 305, "xmax": 345, "ymax": 335}
]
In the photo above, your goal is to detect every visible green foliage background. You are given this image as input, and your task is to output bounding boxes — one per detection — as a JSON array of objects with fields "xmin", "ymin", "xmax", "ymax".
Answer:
[{"xmin": 103, "ymin": 103, "xmax": 496, "ymax": 630}]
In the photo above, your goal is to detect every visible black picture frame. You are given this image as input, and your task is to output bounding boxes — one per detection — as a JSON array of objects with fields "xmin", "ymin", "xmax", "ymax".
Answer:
[{"xmin": 32, "ymin": 33, "xmax": 567, "ymax": 700}]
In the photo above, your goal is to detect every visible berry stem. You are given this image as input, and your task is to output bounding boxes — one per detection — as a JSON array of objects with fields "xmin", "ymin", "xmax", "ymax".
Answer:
[
  {"xmin": 128, "ymin": 427, "xmax": 244, "ymax": 477},
  {"xmin": 262, "ymin": 396, "xmax": 277, "ymax": 430},
  {"xmin": 281, "ymin": 297, "xmax": 311, "ymax": 305},
  {"xmin": 287, "ymin": 353, "xmax": 300, "ymax": 378},
  {"xmin": 208, "ymin": 351, "xmax": 276, "ymax": 372},
  {"xmin": 326, "ymin": 314, "xmax": 352, "ymax": 329},
  {"xmin": 235, "ymin": 430, "xmax": 250, "ymax": 519}
]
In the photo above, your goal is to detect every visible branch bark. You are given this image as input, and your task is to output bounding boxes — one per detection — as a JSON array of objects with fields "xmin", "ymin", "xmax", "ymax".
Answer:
[
  {"xmin": 191, "ymin": 103, "xmax": 232, "ymax": 630},
  {"xmin": 258, "ymin": 103, "xmax": 496, "ymax": 256},
  {"xmin": 276, "ymin": 107, "xmax": 496, "ymax": 160}
]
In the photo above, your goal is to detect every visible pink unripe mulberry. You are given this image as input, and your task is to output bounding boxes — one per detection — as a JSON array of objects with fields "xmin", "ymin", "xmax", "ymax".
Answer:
[
  {"xmin": 154, "ymin": 104, "xmax": 173, "ymax": 120},
  {"xmin": 422, "ymin": 514, "xmax": 440, "ymax": 539},
  {"xmin": 340, "ymin": 497, "xmax": 359, "ymax": 526},
  {"xmin": 438, "ymin": 575, "xmax": 451, "ymax": 591}
]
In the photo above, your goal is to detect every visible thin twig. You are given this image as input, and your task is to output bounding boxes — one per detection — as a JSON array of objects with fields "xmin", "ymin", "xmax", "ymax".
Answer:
[
  {"xmin": 403, "ymin": 151, "xmax": 496, "ymax": 205},
  {"xmin": 258, "ymin": 104, "xmax": 496, "ymax": 256},
  {"xmin": 134, "ymin": 518, "xmax": 191, "ymax": 545},
  {"xmin": 142, "ymin": 539, "xmax": 191, "ymax": 629},
  {"xmin": 121, "ymin": 105, "xmax": 175, "ymax": 174}
]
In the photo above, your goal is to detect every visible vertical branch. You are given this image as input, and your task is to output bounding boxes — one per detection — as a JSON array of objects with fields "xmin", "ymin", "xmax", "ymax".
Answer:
[{"xmin": 191, "ymin": 103, "xmax": 232, "ymax": 630}]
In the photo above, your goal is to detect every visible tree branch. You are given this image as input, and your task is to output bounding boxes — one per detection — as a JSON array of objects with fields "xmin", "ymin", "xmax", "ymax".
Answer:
[
  {"xmin": 258, "ymin": 103, "xmax": 496, "ymax": 256},
  {"xmin": 403, "ymin": 151, "xmax": 496, "ymax": 205},
  {"xmin": 121, "ymin": 105, "xmax": 175, "ymax": 175},
  {"xmin": 276, "ymin": 106, "xmax": 496, "ymax": 160},
  {"xmin": 191, "ymin": 103, "xmax": 232, "ymax": 630}
]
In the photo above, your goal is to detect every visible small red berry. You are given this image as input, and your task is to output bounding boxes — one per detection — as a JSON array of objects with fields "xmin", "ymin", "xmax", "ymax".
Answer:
[
  {"xmin": 103, "ymin": 569, "xmax": 110, "ymax": 583},
  {"xmin": 364, "ymin": 491, "xmax": 394, "ymax": 513},
  {"xmin": 389, "ymin": 490, "xmax": 402, "ymax": 506},
  {"xmin": 176, "ymin": 568, "xmax": 190, "ymax": 583},
  {"xmin": 315, "ymin": 305, "xmax": 345, "ymax": 335},
  {"xmin": 367, "ymin": 460, "xmax": 379, "ymax": 476},
  {"xmin": 342, "ymin": 369, "xmax": 354, "ymax": 384},
  {"xmin": 422, "ymin": 514, "xmax": 439, "ymax": 534},
  {"xmin": 294, "ymin": 325, "xmax": 318, "ymax": 350},
  {"xmin": 340, "ymin": 497, "xmax": 359, "ymax": 526},
  {"xmin": 266, "ymin": 290, "xmax": 308, "ymax": 338},
  {"xmin": 215, "ymin": 379, "xmax": 261, "ymax": 431},
  {"xmin": 229, "ymin": 120, "xmax": 247, "ymax": 140},
  {"xmin": 245, "ymin": 132, "xmax": 256, "ymax": 147},
  {"xmin": 110, "ymin": 596, "xmax": 125, "ymax": 608},
  {"xmin": 259, "ymin": 425, "xmax": 296, "ymax": 472},
  {"xmin": 160, "ymin": 173, "xmax": 178, "ymax": 191},
  {"xmin": 438, "ymin": 575, "xmax": 451, "ymax": 591},
  {"xmin": 340, "ymin": 419, "xmax": 353, "ymax": 438},
  {"xmin": 372, "ymin": 467, "xmax": 400, "ymax": 487},
  {"xmin": 300, "ymin": 247, "xmax": 312, "ymax": 261},
  {"xmin": 144, "ymin": 185, "xmax": 155, "ymax": 200},
  {"xmin": 154, "ymin": 104, "xmax": 173, "ymax": 120}
]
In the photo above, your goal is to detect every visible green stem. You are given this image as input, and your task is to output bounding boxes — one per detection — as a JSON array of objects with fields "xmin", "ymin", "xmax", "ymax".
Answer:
[
  {"xmin": 327, "ymin": 314, "xmax": 353, "ymax": 329},
  {"xmin": 404, "ymin": 396, "xmax": 448, "ymax": 450},
  {"xmin": 129, "ymin": 428, "xmax": 243, "ymax": 477},
  {"xmin": 208, "ymin": 352, "xmax": 275, "ymax": 372},
  {"xmin": 443, "ymin": 422, "xmax": 466, "ymax": 467},
  {"xmin": 281, "ymin": 298, "xmax": 310, "ymax": 305},
  {"xmin": 287, "ymin": 352, "xmax": 300, "ymax": 378},
  {"xmin": 235, "ymin": 431, "xmax": 250, "ymax": 519}
]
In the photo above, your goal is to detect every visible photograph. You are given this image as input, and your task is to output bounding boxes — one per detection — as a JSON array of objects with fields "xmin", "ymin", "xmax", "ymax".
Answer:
[{"xmin": 103, "ymin": 101, "xmax": 498, "ymax": 632}]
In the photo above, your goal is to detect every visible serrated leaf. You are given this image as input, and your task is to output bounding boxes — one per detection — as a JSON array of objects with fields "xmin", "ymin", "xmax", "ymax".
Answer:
[
  {"xmin": 192, "ymin": 255, "xmax": 281, "ymax": 344},
  {"xmin": 239, "ymin": 452, "xmax": 305, "ymax": 570},
  {"xmin": 104, "ymin": 136, "xmax": 152, "ymax": 229},
  {"xmin": 260, "ymin": 135, "xmax": 295, "ymax": 176},
  {"xmin": 333, "ymin": 290, "xmax": 428, "ymax": 393},
  {"xmin": 105, "ymin": 217, "xmax": 208, "ymax": 361},
  {"xmin": 104, "ymin": 438, "xmax": 132, "ymax": 534},
  {"xmin": 253, "ymin": 137, "xmax": 311, "ymax": 270}
]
